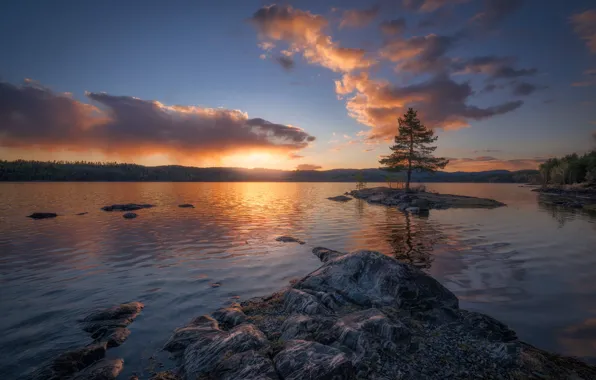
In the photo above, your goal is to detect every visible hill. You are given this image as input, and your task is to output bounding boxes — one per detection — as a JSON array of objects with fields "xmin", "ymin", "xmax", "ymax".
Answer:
[{"xmin": 0, "ymin": 160, "xmax": 539, "ymax": 183}]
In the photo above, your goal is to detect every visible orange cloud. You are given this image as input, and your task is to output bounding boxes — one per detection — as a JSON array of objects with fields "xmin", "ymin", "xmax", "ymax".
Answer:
[
  {"xmin": 445, "ymin": 157, "xmax": 545, "ymax": 172},
  {"xmin": 296, "ymin": 164, "xmax": 322, "ymax": 170},
  {"xmin": 0, "ymin": 80, "xmax": 315, "ymax": 163},
  {"xmin": 570, "ymin": 9, "xmax": 596, "ymax": 53},
  {"xmin": 335, "ymin": 72, "xmax": 522, "ymax": 140},
  {"xmin": 250, "ymin": 5, "xmax": 376, "ymax": 72}
]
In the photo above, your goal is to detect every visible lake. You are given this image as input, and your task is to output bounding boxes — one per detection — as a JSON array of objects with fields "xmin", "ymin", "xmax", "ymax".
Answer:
[{"xmin": 1, "ymin": 182, "xmax": 595, "ymax": 379}]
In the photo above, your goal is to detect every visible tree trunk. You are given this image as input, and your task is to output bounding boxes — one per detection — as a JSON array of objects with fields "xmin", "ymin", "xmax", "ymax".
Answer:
[{"xmin": 406, "ymin": 129, "xmax": 413, "ymax": 192}]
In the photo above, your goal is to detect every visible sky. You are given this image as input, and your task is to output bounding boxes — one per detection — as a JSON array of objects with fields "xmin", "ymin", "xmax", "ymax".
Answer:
[{"xmin": 0, "ymin": 0, "xmax": 595, "ymax": 172}]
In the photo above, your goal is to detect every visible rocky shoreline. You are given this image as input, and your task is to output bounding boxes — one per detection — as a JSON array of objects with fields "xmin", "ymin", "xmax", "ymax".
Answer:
[
  {"xmin": 31, "ymin": 248, "xmax": 596, "ymax": 379},
  {"xmin": 329, "ymin": 187, "xmax": 505, "ymax": 212},
  {"xmin": 154, "ymin": 247, "xmax": 594, "ymax": 380},
  {"xmin": 532, "ymin": 186, "xmax": 596, "ymax": 211}
]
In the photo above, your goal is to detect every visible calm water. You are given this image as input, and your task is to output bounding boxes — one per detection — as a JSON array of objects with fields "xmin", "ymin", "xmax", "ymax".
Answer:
[{"xmin": 1, "ymin": 182, "xmax": 595, "ymax": 378}]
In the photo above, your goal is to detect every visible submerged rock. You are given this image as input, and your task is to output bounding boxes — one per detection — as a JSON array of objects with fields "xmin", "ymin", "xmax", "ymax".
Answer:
[
  {"xmin": 76, "ymin": 212, "xmax": 88, "ymax": 216},
  {"xmin": 327, "ymin": 195, "xmax": 352, "ymax": 202},
  {"xmin": 275, "ymin": 236, "xmax": 306, "ymax": 245},
  {"xmin": 123, "ymin": 212, "xmax": 137, "ymax": 219},
  {"xmin": 32, "ymin": 342, "xmax": 108, "ymax": 380},
  {"xmin": 161, "ymin": 248, "xmax": 596, "ymax": 379},
  {"xmin": 27, "ymin": 212, "xmax": 58, "ymax": 219},
  {"xmin": 101, "ymin": 204, "xmax": 154, "ymax": 212},
  {"xmin": 178, "ymin": 204, "xmax": 195, "ymax": 208},
  {"xmin": 70, "ymin": 358, "xmax": 123, "ymax": 380},
  {"xmin": 82, "ymin": 301, "xmax": 144, "ymax": 344}
]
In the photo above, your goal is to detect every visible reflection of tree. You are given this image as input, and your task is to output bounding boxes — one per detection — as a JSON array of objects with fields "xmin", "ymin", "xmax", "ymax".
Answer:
[
  {"xmin": 381, "ymin": 211, "xmax": 443, "ymax": 269},
  {"xmin": 537, "ymin": 196, "xmax": 580, "ymax": 228}
]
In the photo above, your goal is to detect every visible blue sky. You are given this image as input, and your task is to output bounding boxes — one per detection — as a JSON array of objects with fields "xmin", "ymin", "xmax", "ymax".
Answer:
[{"xmin": 0, "ymin": 0, "xmax": 594, "ymax": 171}]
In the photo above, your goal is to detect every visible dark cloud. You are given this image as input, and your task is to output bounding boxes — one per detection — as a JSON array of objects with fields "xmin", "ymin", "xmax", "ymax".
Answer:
[
  {"xmin": 473, "ymin": 149, "xmax": 502, "ymax": 153},
  {"xmin": 340, "ymin": 5, "xmax": 380, "ymax": 28},
  {"xmin": 0, "ymin": 81, "xmax": 316, "ymax": 160},
  {"xmin": 296, "ymin": 164, "xmax": 322, "ymax": 170},
  {"xmin": 512, "ymin": 82, "xmax": 538, "ymax": 96},
  {"xmin": 336, "ymin": 72, "xmax": 523, "ymax": 139},
  {"xmin": 456, "ymin": 55, "xmax": 537, "ymax": 80},
  {"xmin": 471, "ymin": 0, "xmax": 524, "ymax": 29},
  {"xmin": 276, "ymin": 55, "xmax": 295, "ymax": 70},
  {"xmin": 403, "ymin": 0, "xmax": 470, "ymax": 13},
  {"xmin": 380, "ymin": 18, "xmax": 406, "ymax": 35},
  {"xmin": 381, "ymin": 34, "xmax": 457, "ymax": 74}
]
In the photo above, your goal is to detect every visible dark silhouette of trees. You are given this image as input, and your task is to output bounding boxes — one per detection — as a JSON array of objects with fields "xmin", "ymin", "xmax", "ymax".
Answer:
[
  {"xmin": 379, "ymin": 108, "xmax": 449, "ymax": 192},
  {"xmin": 539, "ymin": 151, "xmax": 596, "ymax": 185}
]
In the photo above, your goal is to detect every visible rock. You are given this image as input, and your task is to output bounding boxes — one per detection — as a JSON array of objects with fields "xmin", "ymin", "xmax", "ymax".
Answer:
[
  {"xmin": 411, "ymin": 198, "xmax": 430, "ymax": 210},
  {"xmin": 367, "ymin": 193, "xmax": 386, "ymax": 203},
  {"xmin": 312, "ymin": 247, "xmax": 344, "ymax": 263},
  {"xmin": 178, "ymin": 204, "xmax": 195, "ymax": 208},
  {"xmin": 398, "ymin": 202, "xmax": 410, "ymax": 211},
  {"xmin": 212, "ymin": 350, "xmax": 278, "ymax": 380},
  {"xmin": 82, "ymin": 302, "xmax": 144, "ymax": 334},
  {"xmin": 123, "ymin": 212, "xmax": 137, "ymax": 219},
  {"xmin": 406, "ymin": 207, "xmax": 420, "ymax": 213},
  {"xmin": 182, "ymin": 324, "xmax": 269, "ymax": 378},
  {"xmin": 27, "ymin": 212, "xmax": 58, "ymax": 219},
  {"xmin": 327, "ymin": 195, "xmax": 352, "ymax": 202},
  {"xmin": 161, "ymin": 247, "xmax": 596, "ymax": 380},
  {"xmin": 76, "ymin": 212, "xmax": 88, "ymax": 215},
  {"xmin": 149, "ymin": 371, "xmax": 180, "ymax": 380},
  {"xmin": 70, "ymin": 358, "xmax": 123, "ymax": 380},
  {"xmin": 275, "ymin": 236, "xmax": 305, "ymax": 245},
  {"xmin": 33, "ymin": 342, "xmax": 107, "ymax": 379},
  {"xmin": 100, "ymin": 327, "xmax": 131, "ymax": 348},
  {"xmin": 274, "ymin": 340, "xmax": 354, "ymax": 380},
  {"xmin": 210, "ymin": 282, "xmax": 221, "ymax": 288},
  {"xmin": 212, "ymin": 303, "xmax": 247, "ymax": 328},
  {"xmin": 101, "ymin": 204, "xmax": 154, "ymax": 212}
]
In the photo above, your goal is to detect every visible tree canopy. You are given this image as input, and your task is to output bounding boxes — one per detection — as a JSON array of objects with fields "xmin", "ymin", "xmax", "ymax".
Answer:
[{"xmin": 379, "ymin": 108, "xmax": 449, "ymax": 191}]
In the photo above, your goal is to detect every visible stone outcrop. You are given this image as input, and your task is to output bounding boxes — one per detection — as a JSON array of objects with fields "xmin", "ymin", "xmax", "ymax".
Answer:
[
  {"xmin": 161, "ymin": 249, "xmax": 595, "ymax": 379},
  {"xmin": 327, "ymin": 195, "xmax": 352, "ymax": 202},
  {"xmin": 33, "ymin": 302, "xmax": 143, "ymax": 379},
  {"xmin": 349, "ymin": 187, "xmax": 505, "ymax": 211},
  {"xmin": 101, "ymin": 204, "xmax": 154, "ymax": 212},
  {"xmin": 27, "ymin": 212, "xmax": 58, "ymax": 219},
  {"xmin": 275, "ymin": 236, "xmax": 306, "ymax": 245}
]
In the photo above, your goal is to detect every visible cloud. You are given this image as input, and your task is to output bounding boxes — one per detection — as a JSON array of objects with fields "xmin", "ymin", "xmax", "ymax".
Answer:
[
  {"xmin": 473, "ymin": 149, "xmax": 502, "ymax": 153},
  {"xmin": 335, "ymin": 72, "xmax": 522, "ymax": 139},
  {"xmin": 340, "ymin": 5, "xmax": 380, "ymax": 28},
  {"xmin": 276, "ymin": 55, "xmax": 295, "ymax": 70},
  {"xmin": 512, "ymin": 82, "xmax": 539, "ymax": 96},
  {"xmin": 447, "ymin": 156, "xmax": 544, "ymax": 171},
  {"xmin": 380, "ymin": 18, "xmax": 407, "ymax": 35},
  {"xmin": 403, "ymin": 0, "xmax": 470, "ymax": 13},
  {"xmin": 250, "ymin": 5, "xmax": 376, "ymax": 72},
  {"xmin": 0, "ymin": 80, "xmax": 315, "ymax": 161},
  {"xmin": 288, "ymin": 153, "xmax": 304, "ymax": 159},
  {"xmin": 471, "ymin": 0, "xmax": 524, "ymax": 29},
  {"xmin": 455, "ymin": 55, "xmax": 537, "ymax": 80},
  {"xmin": 296, "ymin": 164, "xmax": 322, "ymax": 170},
  {"xmin": 570, "ymin": 9, "xmax": 596, "ymax": 53},
  {"xmin": 380, "ymin": 34, "xmax": 457, "ymax": 74}
]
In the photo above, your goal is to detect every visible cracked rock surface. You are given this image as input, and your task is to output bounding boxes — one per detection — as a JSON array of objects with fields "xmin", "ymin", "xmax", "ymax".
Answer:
[{"xmin": 162, "ymin": 248, "xmax": 595, "ymax": 379}]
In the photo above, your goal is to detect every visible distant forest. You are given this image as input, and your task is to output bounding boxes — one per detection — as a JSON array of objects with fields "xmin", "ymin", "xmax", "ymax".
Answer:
[{"xmin": 0, "ymin": 160, "xmax": 539, "ymax": 183}]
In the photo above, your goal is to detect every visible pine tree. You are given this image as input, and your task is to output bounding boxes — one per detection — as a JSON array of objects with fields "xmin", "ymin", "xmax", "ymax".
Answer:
[{"xmin": 379, "ymin": 108, "xmax": 449, "ymax": 192}]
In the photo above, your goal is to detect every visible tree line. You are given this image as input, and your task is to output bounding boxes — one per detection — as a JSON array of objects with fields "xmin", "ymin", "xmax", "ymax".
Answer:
[{"xmin": 539, "ymin": 151, "xmax": 596, "ymax": 185}]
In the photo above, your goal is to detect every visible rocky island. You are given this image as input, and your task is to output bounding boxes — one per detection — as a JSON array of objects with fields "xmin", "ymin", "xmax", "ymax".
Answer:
[
  {"xmin": 157, "ymin": 247, "xmax": 595, "ymax": 380},
  {"xmin": 335, "ymin": 187, "xmax": 505, "ymax": 212},
  {"xmin": 533, "ymin": 185, "xmax": 596, "ymax": 211}
]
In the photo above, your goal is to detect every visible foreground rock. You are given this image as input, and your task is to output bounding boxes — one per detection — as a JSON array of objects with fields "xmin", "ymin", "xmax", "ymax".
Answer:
[
  {"xmin": 275, "ymin": 236, "xmax": 306, "ymax": 245},
  {"xmin": 33, "ymin": 302, "xmax": 143, "ymax": 379},
  {"xmin": 27, "ymin": 212, "xmax": 58, "ymax": 219},
  {"xmin": 327, "ymin": 195, "xmax": 352, "ymax": 202},
  {"xmin": 350, "ymin": 187, "xmax": 505, "ymax": 210},
  {"xmin": 101, "ymin": 204, "xmax": 154, "ymax": 212},
  {"xmin": 163, "ymin": 248, "xmax": 595, "ymax": 379}
]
